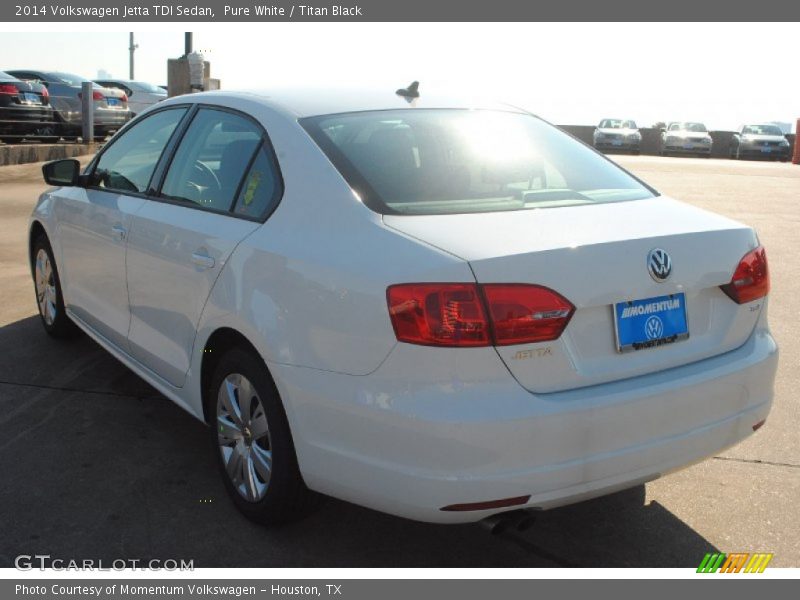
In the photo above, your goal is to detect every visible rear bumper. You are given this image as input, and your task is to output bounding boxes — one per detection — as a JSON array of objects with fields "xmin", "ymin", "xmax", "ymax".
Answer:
[
  {"xmin": 273, "ymin": 326, "xmax": 777, "ymax": 523},
  {"xmin": 93, "ymin": 107, "xmax": 131, "ymax": 129},
  {"xmin": 0, "ymin": 105, "xmax": 55, "ymax": 133}
]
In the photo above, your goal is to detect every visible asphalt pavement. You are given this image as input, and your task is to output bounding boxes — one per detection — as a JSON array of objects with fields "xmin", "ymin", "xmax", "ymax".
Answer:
[{"xmin": 0, "ymin": 154, "xmax": 797, "ymax": 567}]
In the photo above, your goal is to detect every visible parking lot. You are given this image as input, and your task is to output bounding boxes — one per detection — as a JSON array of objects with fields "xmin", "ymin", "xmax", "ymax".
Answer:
[{"xmin": 0, "ymin": 154, "xmax": 798, "ymax": 568}]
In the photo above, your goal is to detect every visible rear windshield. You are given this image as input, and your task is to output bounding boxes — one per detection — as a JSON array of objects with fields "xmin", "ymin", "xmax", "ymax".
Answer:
[
  {"xmin": 46, "ymin": 72, "xmax": 95, "ymax": 86},
  {"xmin": 301, "ymin": 109, "xmax": 655, "ymax": 216},
  {"xmin": 131, "ymin": 81, "xmax": 167, "ymax": 94}
]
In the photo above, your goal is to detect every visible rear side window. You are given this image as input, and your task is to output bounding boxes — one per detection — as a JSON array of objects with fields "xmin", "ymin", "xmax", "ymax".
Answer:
[
  {"xmin": 160, "ymin": 108, "xmax": 262, "ymax": 213},
  {"xmin": 93, "ymin": 108, "xmax": 187, "ymax": 193},
  {"xmin": 232, "ymin": 146, "xmax": 281, "ymax": 220},
  {"xmin": 301, "ymin": 109, "xmax": 655, "ymax": 216}
]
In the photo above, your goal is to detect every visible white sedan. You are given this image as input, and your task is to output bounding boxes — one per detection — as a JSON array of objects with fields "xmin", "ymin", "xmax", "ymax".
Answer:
[{"xmin": 30, "ymin": 87, "xmax": 777, "ymax": 525}]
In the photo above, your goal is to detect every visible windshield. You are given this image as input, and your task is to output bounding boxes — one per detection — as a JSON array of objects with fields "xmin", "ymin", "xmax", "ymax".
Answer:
[
  {"xmin": 669, "ymin": 122, "xmax": 707, "ymax": 132},
  {"xmin": 131, "ymin": 81, "xmax": 167, "ymax": 94},
  {"xmin": 302, "ymin": 109, "xmax": 655, "ymax": 216},
  {"xmin": 742, "ymin": 124, "xmax": 783, "ymax": 136},
  {"xmin": 599, "ymin": 119, "xmax": 636, "ymax": 129}
]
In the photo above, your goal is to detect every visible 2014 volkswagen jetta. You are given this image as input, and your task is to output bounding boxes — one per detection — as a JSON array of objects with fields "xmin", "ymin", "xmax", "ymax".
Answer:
[{"xmin": 29, "ymin": 87, "xmax": 778, "ymax": 525}]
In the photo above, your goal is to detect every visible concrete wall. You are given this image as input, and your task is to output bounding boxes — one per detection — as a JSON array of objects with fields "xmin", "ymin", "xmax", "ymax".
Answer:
[
  {"xmin": 0, "ymin": 143, "xmax": 98, "ymax": 167},
  {"xmin": 558, "ymin": 125, "xmax": 796, "ymax": 159}
]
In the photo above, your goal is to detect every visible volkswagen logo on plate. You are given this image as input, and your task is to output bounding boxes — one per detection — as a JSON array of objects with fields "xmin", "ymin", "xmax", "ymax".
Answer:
[
  {"xmin": 645, "ymin": 315, "xmax": 664, "ymax": 340},
  {"xmin": 647, "ymin": 248, "xmax": 672, "ymax": 282}
]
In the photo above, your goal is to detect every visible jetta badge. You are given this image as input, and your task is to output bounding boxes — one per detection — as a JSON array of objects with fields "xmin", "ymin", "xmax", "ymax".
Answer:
[{"xmin": 647, "ymin": 248, "xmax": 672, "ymax": 282}]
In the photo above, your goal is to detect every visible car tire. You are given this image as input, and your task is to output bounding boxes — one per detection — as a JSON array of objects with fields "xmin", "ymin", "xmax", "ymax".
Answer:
[
  {"xmin": 207, "ymin": 346, "xmax": 319, "ymax": 525},
  {"xmin": 31, "ymin": 234, "xmax": 79, "ymax": 338}
]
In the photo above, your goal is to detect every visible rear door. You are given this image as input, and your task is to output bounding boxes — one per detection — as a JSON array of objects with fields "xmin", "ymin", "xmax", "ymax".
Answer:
[
  {"xmin": 54, "ymin": 106, "xmax": 188, "ymax": 349},
  {"xmin": 125, "ymin": 106, "xmax": 283, "ymax": 387}
]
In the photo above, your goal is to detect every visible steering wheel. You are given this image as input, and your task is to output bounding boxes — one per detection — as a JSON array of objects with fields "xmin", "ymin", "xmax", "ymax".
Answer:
[{"xmin": 185, "ymin": 160, "xmax": 221, "ymax": 199}]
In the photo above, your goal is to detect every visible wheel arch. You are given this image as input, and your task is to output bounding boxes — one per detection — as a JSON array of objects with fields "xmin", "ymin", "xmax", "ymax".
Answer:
[
  {"xmin": 200, "ymin": 326, "xmax": 271, "ymax": 425},
  {"xmin": 28, "ymin": 220, "xmax": 48, "ymax": 270}
]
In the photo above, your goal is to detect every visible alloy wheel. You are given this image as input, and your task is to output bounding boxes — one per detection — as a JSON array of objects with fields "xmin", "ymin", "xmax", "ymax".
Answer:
[
  {"xmin": 216, "ymin": 373, "xmax": 273, "ymax": 502},
  {"xmin": 34, "ymin": 248, "xmax": 57, "ymax": 325}
]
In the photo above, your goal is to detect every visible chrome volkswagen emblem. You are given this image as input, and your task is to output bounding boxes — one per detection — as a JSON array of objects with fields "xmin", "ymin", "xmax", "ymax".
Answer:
[{"xmin": 647, "ymin": 248, "xmax": 672, "ymax": 282}]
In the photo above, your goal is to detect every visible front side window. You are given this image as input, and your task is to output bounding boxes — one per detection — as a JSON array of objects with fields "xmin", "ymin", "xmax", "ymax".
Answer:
[
  {"xmin": 302, "ymin": 109, "xmax": 655, "ymax": 215},
  {"xmin": 93, "ymin": 107, "xmax": 187, "ymax": 193},
  {"xmin": 160, "ymin": 108, "xmax": 262, "ymax": 213}
]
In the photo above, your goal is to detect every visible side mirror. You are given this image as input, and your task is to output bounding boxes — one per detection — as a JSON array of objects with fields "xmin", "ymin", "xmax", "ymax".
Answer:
[{"xmin": 42, "ymin": 159, "xmax": 81, "ymax": 187}]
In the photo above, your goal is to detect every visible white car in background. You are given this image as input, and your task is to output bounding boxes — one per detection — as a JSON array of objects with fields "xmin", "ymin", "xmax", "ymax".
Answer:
[
  {"xmin": 94, "ymin": 79, "xmax": 167, "ymax": 116},
  {"xmin": 593, "ymin": 118, "xmax": 641, "ymax": 153},
  {"xmin": 30, "ymin": 87, "xmax": 777, "ymax": 525},
  {"xmin": 661, "ymin": 121, "xmax": 714, "ymax": 157}
]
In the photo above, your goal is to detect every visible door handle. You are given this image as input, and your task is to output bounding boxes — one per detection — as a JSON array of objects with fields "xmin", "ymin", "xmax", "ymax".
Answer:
[
  {"xmin": 191, "ymin": 251, "xmax": 216, "ymax": 269},
  {"xmin": 111, "ymin": 224, "xmax": 127, "ymax": 241}
]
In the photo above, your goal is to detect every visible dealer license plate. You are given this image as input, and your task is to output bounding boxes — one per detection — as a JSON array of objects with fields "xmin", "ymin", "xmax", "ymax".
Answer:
[{"xmin": 613, "ymin": 293, "xmax": 689, "ymax": 352}]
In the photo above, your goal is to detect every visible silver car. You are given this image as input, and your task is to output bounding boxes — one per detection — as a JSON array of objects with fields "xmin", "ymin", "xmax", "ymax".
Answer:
[
  {"xmin": 730, "ymin": 124, "xmax": 791, "ymax": 161},
  {"xmin": 94, "ymin": 79, "xmax": 167, "ymax": 117},
  {"xmin": 6, "ymin": 70, "xmax": 132, "ymax": 141},
  {"xmin": 593, "ymin": 118, "xmax": 641, "ymax": 153},
  {"xmin": 660, "ymin": 122, "xmax": 713, "ymax": 157}
]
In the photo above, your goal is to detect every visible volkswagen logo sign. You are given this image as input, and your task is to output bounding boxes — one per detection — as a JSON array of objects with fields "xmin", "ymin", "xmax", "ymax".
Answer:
[
  {"xmin": 647, "ymin": 248, "xmax": 672, "ymax": 282},
  {"xmin": 645, "ymin": 315, "xmax": 664, "ymax": 340}
]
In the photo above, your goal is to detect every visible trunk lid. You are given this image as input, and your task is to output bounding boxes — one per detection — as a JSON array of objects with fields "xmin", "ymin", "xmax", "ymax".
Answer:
[{"xmin": 384, "ymin": 196, "xmax": 763, "ymax": 393}]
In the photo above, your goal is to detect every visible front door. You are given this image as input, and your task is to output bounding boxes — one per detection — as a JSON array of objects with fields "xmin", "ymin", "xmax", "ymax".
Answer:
[{"xmin": 55, "ymin": 107, "xmax": 188, "ymax": 349}]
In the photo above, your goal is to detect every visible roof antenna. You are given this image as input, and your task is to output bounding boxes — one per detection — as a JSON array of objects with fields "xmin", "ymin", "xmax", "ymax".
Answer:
[{"xmin": 396, "ymin": 81, "xmax": 420, "ymax": 99}]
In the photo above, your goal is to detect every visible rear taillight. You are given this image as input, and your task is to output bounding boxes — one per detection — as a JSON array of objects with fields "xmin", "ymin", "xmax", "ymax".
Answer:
[
  {"xmin": 41, "ymin": 86, "xmax": 49, "ymax": 98},
  {"xmin": 0, "ymin": 83, "xmax": 19, "ymax": 95},
  {"xmin": 78, "ymin": 91, "xmax": 105, "ymax": 101},
  {"xmin": 482, "ymin": 284, "xmax": 575, "ymax": 345},
  {"xmin": 720, "ymin": 246, "xmax": 769, "ymax": 304},
  {"xmin": 120, "ymin": 93, "xmax": 128, "ymax": 102},
  {"xmin": 387, "ymin": 283, "xmax": 490, "ymax": 347},
  {"xmin": 387, "ymin": 283, "xmax": 575, "ymax": 347}
]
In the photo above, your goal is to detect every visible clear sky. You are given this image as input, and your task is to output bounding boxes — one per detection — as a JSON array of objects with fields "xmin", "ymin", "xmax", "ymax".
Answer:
[{"xmin": 0, "ymin": 23, "xmax": 796, "ymax": 131}]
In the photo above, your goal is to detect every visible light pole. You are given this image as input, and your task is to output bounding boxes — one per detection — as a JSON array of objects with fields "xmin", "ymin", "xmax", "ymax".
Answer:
[{"xmin": 129, "ymin": 33, "xmax": 138, "ymax": 79}]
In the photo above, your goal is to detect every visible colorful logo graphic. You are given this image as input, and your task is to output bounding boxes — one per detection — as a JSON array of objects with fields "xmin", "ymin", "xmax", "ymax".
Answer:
[{"xmin": 697, "ymin": 552, "xmax": 773, "ymax": 573}]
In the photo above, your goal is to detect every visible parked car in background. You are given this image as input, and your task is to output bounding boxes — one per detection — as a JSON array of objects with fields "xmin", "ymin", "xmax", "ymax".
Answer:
[
  {"xmin": 593, "ymin": 118, "xmax": 641, "ymax": 153},
  {"xmin": 30, "ymin": 88, "xmax": 776, "ymax": 526},
  {"xmin": 94, "ymin": 79, "xmax": 167, "ymax": 116},
  {"xmin": 660, "ymin": 122, "xmax": 713, "ymax": 157},
  {"xmin": 5, "ymin": 70, "xmax": 132, "ymax": 141},
  {"xmin": 0, "ymin": 71, "xmax": 57, "ymax": 143},
  {"xmin": 730, "ymin": 124, "xmax": 791, "ymax": 161}
]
